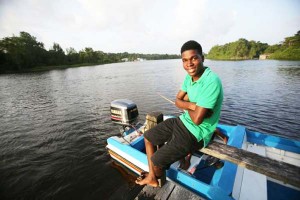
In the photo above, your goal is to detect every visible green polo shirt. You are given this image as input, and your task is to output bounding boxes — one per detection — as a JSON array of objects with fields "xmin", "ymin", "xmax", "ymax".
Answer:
[{"xmin": 179, "ymin": 67, "xmax": 223, "ymax": 147}]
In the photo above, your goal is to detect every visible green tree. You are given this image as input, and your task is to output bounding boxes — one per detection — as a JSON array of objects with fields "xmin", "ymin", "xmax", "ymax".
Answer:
[
  {"xmin": 207, "ymin": 39, "xmax": 268, "ymax": 60},
  {"xmin": 264, "ymin": 44, "xmax": 281, "ymax": 54},
  {"xmin": 0, "ymin": 31, "xmax": 180, "ymax": 73},
  {"xmin": 78, "ymin": 47, "xmax": 99, "ymax": 63},
  {"xmin": 48, "ymin": 43, "xmax": 65, "ymax": 65},
  {"xmin": 66, "ymin": 47, "xmax": 79, "ymax": 64},
  {"xmin": 249, "ymin": 41, "xmax": 268, "ymax": 58},
  {"xmin": 269, "ymin": 31, "xmax": 300, "ymax": 60},
  {"xmin": 0, "ymin": 31, "xmax": 47, "ymax": 71}
]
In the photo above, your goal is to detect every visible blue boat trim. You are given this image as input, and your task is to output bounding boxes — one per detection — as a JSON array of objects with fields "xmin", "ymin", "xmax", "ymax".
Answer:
[
  {"xmin": 131, "ymin": 136, "xmax": 145, "ymax": 151},
  {"xmin": 167, "ymin": 167, "xmax": 234, "ymax": 200},
  {"xmin": 246, "ymin": 130, "xmax": 300, "ymax": 154},
  {"xmin": 107, "ymin": 137, "xmax": 148, "ymax": 165}
]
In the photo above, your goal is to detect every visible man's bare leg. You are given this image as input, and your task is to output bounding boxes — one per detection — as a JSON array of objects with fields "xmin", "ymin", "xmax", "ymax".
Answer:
[
  {"xmin": 179, "ymin": 153, "xmax": 191, "ymax": 170},
  {"xmin": 135, "ymin": 138, "xmax": 163, "ymax": 187}
]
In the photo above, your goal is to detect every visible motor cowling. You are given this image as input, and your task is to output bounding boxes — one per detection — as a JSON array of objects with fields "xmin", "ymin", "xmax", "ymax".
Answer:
[{"xmin": 110, "ymin": 99, "xmax": 139, "ymax": 126}]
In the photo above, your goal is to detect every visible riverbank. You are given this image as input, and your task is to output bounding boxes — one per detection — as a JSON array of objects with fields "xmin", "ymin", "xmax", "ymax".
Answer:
[
  {"xmin": 207, "ymin": 31, "xmax": 300, "ymax": 61},
  {"xmin": 0, "ymin": 62, "xmax": 114, "ymax": 74},
  {"xmin": 206, "ymin": 53, "xmax": 300, "ymax": 61}
]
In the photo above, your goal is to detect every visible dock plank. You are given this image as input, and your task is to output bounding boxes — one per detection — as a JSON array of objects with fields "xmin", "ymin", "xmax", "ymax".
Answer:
[
  {"xmin": 134, "ymin": 185, "xmax": 160, "ymax": 200},
  {"xmin": 154, "ymin": 181, "xmax": 175, "ymax": 200},
  {"xmin": 200, "ymin": 141, "xmax": 300, "ymax": 188},
  {"xmin": 167, "ymin": 184, "xmax": 205, "ymax": 200},
  {"xmin": 134, "ymin": 181, "xmax": 206, "ymax": 200},
  {"xmin": 134, "ymin": 181, "xmax": 175, "ymax": 200}
]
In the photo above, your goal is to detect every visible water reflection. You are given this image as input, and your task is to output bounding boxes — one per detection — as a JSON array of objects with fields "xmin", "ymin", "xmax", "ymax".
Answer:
[{"xmin": 277, "ymin": 66, "xmax": 300, "ymax": 77}]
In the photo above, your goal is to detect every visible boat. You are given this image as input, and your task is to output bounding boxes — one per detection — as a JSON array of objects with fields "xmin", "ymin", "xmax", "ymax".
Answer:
[{"xmin": 106, "ymin": 99, "xmax": 300, "ymax": 200}]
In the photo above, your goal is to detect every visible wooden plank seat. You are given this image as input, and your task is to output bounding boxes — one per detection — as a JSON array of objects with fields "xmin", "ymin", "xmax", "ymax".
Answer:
[{"xmin": 200, "ymin": 139, "xmax": 300, "ymax": 188}]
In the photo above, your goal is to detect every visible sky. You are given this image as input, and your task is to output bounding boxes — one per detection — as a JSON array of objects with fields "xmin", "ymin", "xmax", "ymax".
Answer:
[{"xmin": 0, "ymin": 0, "xmax": 299, "ymax": 54}]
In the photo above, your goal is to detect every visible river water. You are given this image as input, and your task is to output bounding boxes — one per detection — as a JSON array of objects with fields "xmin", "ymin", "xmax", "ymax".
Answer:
[{"xmin": 0, "ymin": 59, "xmax": 299, "ymax": 199}]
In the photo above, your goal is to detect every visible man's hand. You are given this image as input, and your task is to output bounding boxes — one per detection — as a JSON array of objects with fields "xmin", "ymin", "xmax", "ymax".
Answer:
[
  {"xmin": 175, "ymin": 90, "xmax": 211, "ymax": 125},
  {"xmin": 175, "ymin": 91, "xmax": 196, "ymax": 111}
]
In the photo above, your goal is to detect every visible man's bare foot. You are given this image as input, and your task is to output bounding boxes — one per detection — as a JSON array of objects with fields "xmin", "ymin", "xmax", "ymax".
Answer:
[
  {"xmin": 135, "ymin": 172, "xmax": 159, "ymax": 187},
  {"xmin": 136, "ymin": 171, "xmax": 147, "ymax": 181}
]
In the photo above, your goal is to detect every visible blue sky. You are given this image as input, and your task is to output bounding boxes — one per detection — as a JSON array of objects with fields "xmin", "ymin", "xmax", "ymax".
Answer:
[{"xmin": 0, "ymin": 0, "xmax": 299, "ymax": 54}]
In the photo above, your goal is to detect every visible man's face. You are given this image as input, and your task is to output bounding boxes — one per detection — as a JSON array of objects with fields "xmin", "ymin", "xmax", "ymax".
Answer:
[{"xmin": 181, "ymin": 49, "xmax": 204, "ymax": 78}]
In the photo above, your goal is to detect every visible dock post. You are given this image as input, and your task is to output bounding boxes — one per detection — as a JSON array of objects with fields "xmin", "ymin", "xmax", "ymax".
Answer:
[{"xmin": 145, "ymin": 111, "xmax": 163, "ymax": 132}]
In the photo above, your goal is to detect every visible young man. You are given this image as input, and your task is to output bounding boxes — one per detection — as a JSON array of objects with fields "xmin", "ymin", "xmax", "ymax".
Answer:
[{"xmin": 135, "ymin": 40, "xmax": 223, "ymax": 187}]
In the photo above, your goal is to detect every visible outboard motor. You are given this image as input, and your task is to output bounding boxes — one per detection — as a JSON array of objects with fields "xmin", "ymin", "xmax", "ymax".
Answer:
[{"xmin": 110, "ymin": 99, "xmax": 139, "ymax": 127}]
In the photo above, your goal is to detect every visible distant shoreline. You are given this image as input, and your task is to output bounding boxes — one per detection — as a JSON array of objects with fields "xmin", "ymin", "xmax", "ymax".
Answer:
[
  {"xmin": 2, "ymin": 58, "xmax": 300, "ymax": 75},
  {"xmin": 206, "ymin": 58, "xmax": 300, "ymax": 61},
  {"xmin": 0, "ymin": 63, "xmax": 105, "ymax": 74},
  {"xmin": 206, "ymin": 31, "xmax": 300, "ymax": 61}
]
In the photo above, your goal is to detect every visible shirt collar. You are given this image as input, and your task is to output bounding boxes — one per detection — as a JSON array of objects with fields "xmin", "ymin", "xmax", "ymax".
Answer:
[{"xmin": 189, "ymin": 67, "xmax": 209, "ymax": 85}]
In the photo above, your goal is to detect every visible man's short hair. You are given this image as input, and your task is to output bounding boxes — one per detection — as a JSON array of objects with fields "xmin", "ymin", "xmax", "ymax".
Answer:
[{"xmin": 181, "ymin": 40, "xmax": 202, "ymax": 55}]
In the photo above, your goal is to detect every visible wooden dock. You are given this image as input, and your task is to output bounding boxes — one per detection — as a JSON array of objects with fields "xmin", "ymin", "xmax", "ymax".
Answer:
[
  {"xmin": 134, "ymin": 181, "xmax": 205, "ymax": 200},
  {"xmin": 109, "ymin": 180, "xmax": 206, "ymax": 200},
  {"xmin": 108, "ymin": 159, "xmax": 205, "ymax": 200}
]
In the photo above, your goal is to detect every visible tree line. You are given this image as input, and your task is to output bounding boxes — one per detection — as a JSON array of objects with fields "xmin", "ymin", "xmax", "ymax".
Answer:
[
  {"xmin": 0, "ymin": 32, "xmax": 180, "ymax": 73},
  {"xmin": 207, "ymin": 31, "xmax": 300, "ymax": 60}
]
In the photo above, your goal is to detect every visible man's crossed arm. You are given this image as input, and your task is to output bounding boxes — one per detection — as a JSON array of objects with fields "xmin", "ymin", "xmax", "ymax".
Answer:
[{"xmin": 175, "ymin": 90, "xmax": 212, "ymax": 125}]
